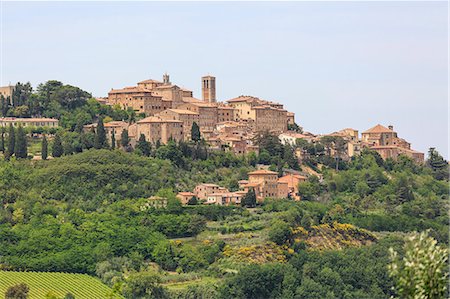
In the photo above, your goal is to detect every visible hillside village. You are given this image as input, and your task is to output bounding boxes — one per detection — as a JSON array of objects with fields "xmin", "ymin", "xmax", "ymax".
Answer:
[{"xmin": 1, "ymin": 75, "xmax": 425, "ymax": 206}]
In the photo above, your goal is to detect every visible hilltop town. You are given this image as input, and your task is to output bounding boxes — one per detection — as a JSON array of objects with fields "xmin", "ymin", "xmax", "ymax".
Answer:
[
  {"xmin": 1, "ymin": 73, "xmax": 424, "ymax": 163},
  {"xmin": 0, "ymin": 74, "xmax": 428, "ymax": 207}
]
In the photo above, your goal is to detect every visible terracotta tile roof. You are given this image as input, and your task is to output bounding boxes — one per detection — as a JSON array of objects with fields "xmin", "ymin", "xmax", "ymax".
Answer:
[
  {"xmin": 164, "ymin": 109, "xmax": 199, "ymax": 115},
  {"xmin": 182, "ymin": 97, "xmax": 203, "ymax": 103},
  {"xmin": 155, "ymin": 84, "xmax": 178, "ymax": 89},
  {"xmin": 138, "ymin": 79, "xmax": 162, "ymax": 84},
  {"xmin": 177, "ymin": 192, "xmax": 195, "ymax": 196},
  {"xmin": 248, "ymin": 169, "xmax": 278, "ymax": 175},
  {"xmin": 109, "ymin": 87, "xmax": 153, "ymax": 94},
  {"xmin": 362, "ymin": 124, "xmax": 393, "ymax": 134},
  {"xmin": 278, "ymin": 174, "xmax": 307, "ymax": 185},
  {"xmin": 137, "ymin": 116, "xmax": 182, "ymax": 124},
  {"xmin": 104, "ymin": 121, "xmax": 128, "ymax": 128}
]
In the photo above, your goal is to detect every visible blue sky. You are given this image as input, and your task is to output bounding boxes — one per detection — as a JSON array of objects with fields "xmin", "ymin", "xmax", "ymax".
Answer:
[{"xmin": 2, "ymin": 1, "xmax": 448, "ymax": 157}]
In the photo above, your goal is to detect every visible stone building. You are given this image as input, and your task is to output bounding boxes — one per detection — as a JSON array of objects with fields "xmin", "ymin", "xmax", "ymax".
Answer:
[
  {"xmin": 361, "ymin": 124, "xmax": 424, "ymax": 163},
  {"xmin": 157, "ymin": 108, "xmax": 200, "ymax": 141},
  {"xmin": 217, "ymin": 106, "xmax": 235, "ymax": 123},
  {"xmin": 202, "ymin": 75, "xmax": 216, "ymax": 103},
  {"xmin": 239, "ymin": 169, "xmax": 289, "ymax": 202},
  {"xmin": 0, "ymin": 85, "xmax": 15, "ymax": 105},
  {"xmin": 107, "ymin": 86, "xmax": 170, "ymax": 116},
  {"xmin": 176, "ymin": 192, "xmax": 196, "ymax": 205},
  {"xmin": 0, "ymin": 117, "xmax": 58, "ymax": 128},
  {"xmin": 226, "ymin": 96, "xmax": 288, "ymax": 133},
  {"xmin": 277, "ymin": 173, "xmax": 307, "ymax": 201},
  {"xmin": 178, "ymin": 102, "xmax": 218, "ymax": 132},
  {"xmin": 194, "ymin": 183, "xmax": 228, "ymax": 200},
  {"xmin": 136, "ymin": 116, "xmax": 183, "ymax": 144},
  {"xmin": 253, "ymin": 105, "xmax": 287, "ymax": 133}
]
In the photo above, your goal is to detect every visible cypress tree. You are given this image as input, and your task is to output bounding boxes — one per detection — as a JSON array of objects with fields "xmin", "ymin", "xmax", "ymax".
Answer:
[
  {"xmin": 5, "ymin": 124, "xmax": 15, "ymax": 160},
  {"xmin": 120, "ymin": 129, "xmax": 129, "ymax": 148},
  {"xmin": 94, "ymin": 118, "xmax": 107, "ymax": 149},
  {"xmin": 0, "ymin": 127, "xmax": 4, "ymax": 153},
  {"xmin": 52, "ymin": 134, "xmax": 63, "ymax": 158},
  {"xmin": 136, "ymin": 133, "xmax": 151, "ymax": 157},
  {"xmin": 241, "ymin": 188, "xmax": 257, "ymax": 208},
  {"xmin": 191, "ymin": 122, "xmax": 201, "ymax": 142},
  {"xmin": 111, "ymin": 129, "xmax": 116, "ymax": 150},
  {"xmin": 41, "ymin": 135, "xmax": 48, "ymax": 160},
  {"xmin": 15, "ymin": 125, "xmax": 27, "ymax": 159}
]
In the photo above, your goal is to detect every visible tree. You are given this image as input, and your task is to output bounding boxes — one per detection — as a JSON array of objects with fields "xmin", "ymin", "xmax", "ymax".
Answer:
[
  {"xmin": 5, "ymin": 124, "xmax": 15, "ymax": 159},
  {"xmin": 64, "ymin": 293, "xmax": 75, "ymax": 299},
  {"xmin": 136, "ymin": 134, "xmax": 151, "ymax": 157},
  {"xmin": 388, "ymin": 230, "xmax": 449, "ymax": 299},
  {"xmin": 5, "ymin": 283, "xmax": 29, "ymax": 299},
  {"xmin": 0, "ymin": 127, "xmax": 5, "ymax": 152},
  {"xmin": 241, "ymin": 188, "xmax": 257, "ymax": 208},
  {"xmin": 52, "ymin": 134, "xmax": 63, "ymax": 158},
  {"xmin": 94, "ymin": 118, "xmax": 108, "ymax": 149},
  {"xmin": 121, "ymin": 129, "xmax": 130, "ymax": 148},
  {"xmin": 268, "ymin": 220, "xmax": 292, "ymax": 245},
  {"xmin": 191, "ymin": 122, "xmax": 201, "ymax": 142},
  {"xmin": 111, "ymin": 129, "xmax": 116, "ymax": 150},
  {"xmin": 15, "ymin": 125, "xmax": 28, "ymax": 159},
  {"xmin": 41, "ymin": 135, "xmax": 48, "ymax": 160},
  {"xmin": 426, "ymin": 148, "xmax": 448, "ymax": 180},
  {"xmin": 298, "ymin": 176, "xmax": 321, "ymax": 201},
  {"xmin": 187, "ymin": 196, "xmax": 198, "ymax": 205},
  {"xmin": 123, "ymin": 272, "xmax": 168, "ymax": 299}
]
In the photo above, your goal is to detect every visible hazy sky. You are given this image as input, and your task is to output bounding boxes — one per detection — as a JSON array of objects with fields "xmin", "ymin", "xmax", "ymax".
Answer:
[{"xmin": 2, "ymin": 1, "xmax": 448, "ymax": 157}]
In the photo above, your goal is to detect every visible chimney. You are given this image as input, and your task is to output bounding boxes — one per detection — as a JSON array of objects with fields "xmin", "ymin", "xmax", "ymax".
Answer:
[{"xmin": 388, "ymin": 125, "xmax": 393, "ymax": 131}]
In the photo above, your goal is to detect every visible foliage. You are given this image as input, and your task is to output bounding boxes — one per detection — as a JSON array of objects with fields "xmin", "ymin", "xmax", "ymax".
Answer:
[
  {"xmin": 136, "ymin": 134, "xmax": 151, "ymax": 157},
  {"xmin": 241, "ymin": 189, "xmax": 256, "ymax": 208},
  {"xmin": 52, "ymin": 134, "xmax": 63, "ymax": 158},
  {"xmin": 15, "ymin": 126, "xmax": 28, "ymax": 159},
  {"xmin": 41, "ymin": 135, "xmax": 48, "ymax": 160},
  {"xmin": 388, "ymin": 231, "xmax": 449, "ymax": 299},
  {"xmin": 191, "ymin": 122, "xmax": 201, "ymax": 142},
  {"xmin": 5, "ymin": 283, "xmax": 29, "ymax": 299}
]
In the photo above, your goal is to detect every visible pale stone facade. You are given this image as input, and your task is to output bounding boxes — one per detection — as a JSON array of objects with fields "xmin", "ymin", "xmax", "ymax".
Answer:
[
  {"xmin": 178, "ymin": 102, "xmax": 218, "ymax": 132},
  {"xmin": 194, "ymin": 183, "xmax": 228, "ymax": 200},
  {"xmin": 176, "ymin": 192, "xmax": 196, "ymax": 205},
  {"xmin": 0, "ymin": 117, "xmax": 58, "ymax": 128},
  {"xmin": 0, "ymin": 85, "xmax": 15, "ymax": 105},
  {"xmin": 107, "ymin": 87, "xmax": 169, "ymax": 116},
  {"xmin": 277, "ymin": 173, "xmax": 307, "ymax": 201},
  {"xmin": 157, "ymin": 108, "xmax": 200, "ymax": 141},
  {"xmin": 239, "ymin": 169, "xmax": 289, "ymax": 202},
  {"xmin": 136, "ymin": 116, "xmax": 183, "ymax": 144},
  {"xmin": 362, "ymin": 124, "xmax": 424, "ymax": 163},
  {"xmin": 217, "ymin": 106, "xmax": 235, "ymax": 123},
  {"xmin": 227, "ymin": 96, "xmax": 288, "ymax": 133}
]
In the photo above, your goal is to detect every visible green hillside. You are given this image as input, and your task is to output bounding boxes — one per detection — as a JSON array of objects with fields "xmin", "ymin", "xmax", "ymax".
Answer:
[{"xmin": 0, "ymin": 271, "xmax": 122, "ymax": 299}]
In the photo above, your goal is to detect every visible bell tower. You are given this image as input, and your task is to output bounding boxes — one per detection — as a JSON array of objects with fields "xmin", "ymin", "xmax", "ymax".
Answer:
[
  {"xmin": 202, "ymin": 75, "xmax": 216, "ymax": 103},
  {"xmin": 163, "ymin": 73, "xmax": 170, "ymax": 85}
]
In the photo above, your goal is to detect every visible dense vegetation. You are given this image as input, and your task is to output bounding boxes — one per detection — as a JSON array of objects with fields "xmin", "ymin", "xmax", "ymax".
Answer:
[{"xmin": 0, "ymin": 80, "xmax": 448, "ymax": 298}]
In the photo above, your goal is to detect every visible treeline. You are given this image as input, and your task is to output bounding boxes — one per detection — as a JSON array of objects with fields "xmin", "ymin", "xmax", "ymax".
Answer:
[{"xmin": 0, "ymin": 125, "xmax": 28, "ymax": 160}]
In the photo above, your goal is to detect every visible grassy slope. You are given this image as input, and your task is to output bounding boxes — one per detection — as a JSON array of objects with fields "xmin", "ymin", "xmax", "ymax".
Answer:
[{"xmin": 0, "ymin": 271, "xmax": 122, "ymax": 299}]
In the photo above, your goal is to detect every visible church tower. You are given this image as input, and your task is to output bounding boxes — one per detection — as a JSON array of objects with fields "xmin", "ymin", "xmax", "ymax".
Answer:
[
  {"xmin": 163, "ymin": 73, "xmax": 170, "ymax": 85},
  {"xmin": 202, "ymin": 75, "xmax": 216, "ymax": 103}
]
